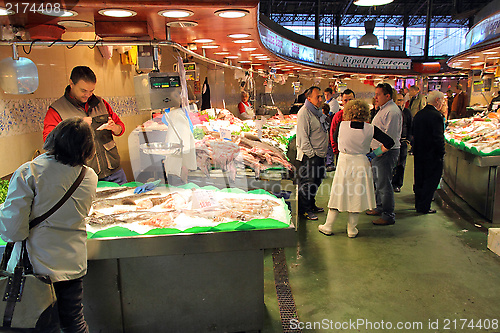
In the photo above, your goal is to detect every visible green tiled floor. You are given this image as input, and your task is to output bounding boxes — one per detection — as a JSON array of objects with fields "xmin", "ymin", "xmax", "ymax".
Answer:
[{"xmin": 263, "ymin": 156, "xmax": 500, "ymax": 332}]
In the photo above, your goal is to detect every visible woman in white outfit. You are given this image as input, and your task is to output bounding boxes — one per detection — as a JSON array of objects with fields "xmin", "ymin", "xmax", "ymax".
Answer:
[{"xmin": 319, "ymin": 100, "xmax": 394, "ymax": 238}]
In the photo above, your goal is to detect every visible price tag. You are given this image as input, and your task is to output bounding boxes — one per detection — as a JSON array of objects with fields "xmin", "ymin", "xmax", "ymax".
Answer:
[
  {"xmin": 220, "ymin": 128, "xmax": 232, "ymax": 141},
  {"xmin": 255, "ymin": 119, "xmax": 265, "ymax": 139},
  {"xmin": 192, "ymin": 190, "xmax": 218, "ymax": 209}
]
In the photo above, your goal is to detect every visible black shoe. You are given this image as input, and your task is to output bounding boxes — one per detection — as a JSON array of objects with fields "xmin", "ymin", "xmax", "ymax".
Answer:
[
  {"xmin": 311, "ymin": 206, "xmax": 325, "ymax": 213},
  {"xmin": 326, "ymin": 165, "xmax": 336, "ymax": 172},
  {"xmin": 302, "ymin": 211, "xmax": 318, "ymax": 220},
  {"xmin": 393, "ymin": 187, "xmax": 401, "ymax": 193}
]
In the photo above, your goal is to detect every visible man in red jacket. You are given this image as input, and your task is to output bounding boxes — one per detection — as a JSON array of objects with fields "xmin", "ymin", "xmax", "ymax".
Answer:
[
  {"xmin": 330, "ymin": 89, "xmax": 356, "ymax": 155},
  {"xmin": 43, "ymin": 66, "xmax": 127, "ymax": 184}
]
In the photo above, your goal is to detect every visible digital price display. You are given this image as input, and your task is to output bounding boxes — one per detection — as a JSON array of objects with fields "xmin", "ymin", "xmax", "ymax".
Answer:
[{"xmin": 150, "ymin": 76, "xmax": 181, "ymax": 89}]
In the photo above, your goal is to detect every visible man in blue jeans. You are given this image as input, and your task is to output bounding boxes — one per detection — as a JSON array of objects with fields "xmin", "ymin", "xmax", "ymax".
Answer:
[
  {"xmin": 296, "ymin": 86, "xmax": 329, "ymax": 220},
  {"xmin": 367, "ymin": 83, "xmax": 402, "ymax": 225}
]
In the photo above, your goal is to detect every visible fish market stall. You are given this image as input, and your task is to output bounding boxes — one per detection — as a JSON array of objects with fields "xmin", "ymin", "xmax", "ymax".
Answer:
[
  {"xmin": 129, "ymin": 109, "xmax": 297, "ymax": 192},
  {"xmin": 82, "ymin": 183, "xmax": 296, "ymax": 333},
  {"xmin": 443, "ymin": 114, "xmax": 500, "ymax": 223}
]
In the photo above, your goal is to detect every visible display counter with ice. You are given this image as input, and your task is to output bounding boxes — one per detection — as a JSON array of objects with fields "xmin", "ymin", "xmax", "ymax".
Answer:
[
  {"xmin": 82, "ymin": 182, "xmax": 296, "ymax": 332},
  {"xmin": 443, "ymin": 112, "xmax": 500, "ymax": 223}
]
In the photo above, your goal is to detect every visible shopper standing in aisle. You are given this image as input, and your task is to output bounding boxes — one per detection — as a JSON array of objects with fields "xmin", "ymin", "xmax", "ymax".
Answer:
[
  {"xmin": 43, "ymin": 66, "xmax": 127, "ymax": 185},
  {"xmin": 412, "ymin": 91, "xmax": 446, "ymax": 214},
  {"xmin": 318, "ymin": 100, "xmax": 394, "ymax": 238},
  {"xmin": 324, "ymin": 87, "xmax": 339, "ymax": 172},
  {"xmin": 392, "ymin": 93, "xmax": 413, "ymax": 193},
  {"xmin": 324, "ymin": 87, "xmax": 340, "ymax": 115},
  {"xmin": 330, "ymin": 90, "xmax": 356, "ymax": 155},
  {"xmin": 408, "ymin": 85, "xmax": 427, "ymax": 117},
  {"xmin": 296, "ymin": 86, "xmax": 329, "ymax": 220},
  {"xmin": 367, "ymin": 83, "xmax": 402, "ymax": 226},
  {"xmin": 1, "ymin": 118, "xmax": 98, "ymax": 332},
  {"xmin": 450, "ymin": 83, "xmax": 468, "ymax": 119}
]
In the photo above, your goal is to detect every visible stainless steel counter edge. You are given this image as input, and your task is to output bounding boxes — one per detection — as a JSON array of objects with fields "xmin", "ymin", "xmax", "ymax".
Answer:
[
  {"xmin": 446, "ymin": 143, "xmax": 500, "ymax": 167},
  {"xmin": 86, "ymin": 226, "xmax": 297, "ymax": 260}
]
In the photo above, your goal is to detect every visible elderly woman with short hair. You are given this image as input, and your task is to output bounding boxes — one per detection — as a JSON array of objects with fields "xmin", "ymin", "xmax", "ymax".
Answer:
[{"xmin": 318, "ymin": 100, "xmax": 394, "ymax": 238}]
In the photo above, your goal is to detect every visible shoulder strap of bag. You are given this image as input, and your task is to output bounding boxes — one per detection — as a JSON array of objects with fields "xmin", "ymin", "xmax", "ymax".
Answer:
[
  {"xmin": 0, "ymin": 167, "xmax": 87, "ymax": 271},
  {"xmin": 29, "ymin": 166, "xmax": 86, "ymax": 230}
]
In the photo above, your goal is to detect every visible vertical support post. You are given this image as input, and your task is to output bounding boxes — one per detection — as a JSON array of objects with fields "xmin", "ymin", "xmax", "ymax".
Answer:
[
  {"xmin": 403, "ymin": 14, "xmax": 408, "ymax": 53},
  {"xmin": 315, "ymin": 0, "xmax": 321, "ymax": 41},
  {"xmin": 424, "ymin": 0, "xmax": 432, "ymax": 60},
  {"xmin": 336, "ymin": 14, "xmax": 341, "ymax": 45}
]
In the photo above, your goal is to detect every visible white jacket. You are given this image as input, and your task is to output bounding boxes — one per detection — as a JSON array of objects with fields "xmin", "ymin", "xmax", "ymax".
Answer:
[{"xmin": 0, "ymin": 154, "xmax": 97, "ymax": 282}]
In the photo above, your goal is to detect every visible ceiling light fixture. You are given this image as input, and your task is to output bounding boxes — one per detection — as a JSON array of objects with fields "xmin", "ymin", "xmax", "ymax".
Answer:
[
  {"xmin": 214, "ymin": 52, "xmax": 230, "ymax": 55},
  {"xmin": 158, "ymin": 9, "xmax": 194, "ymax": 18},
  {"xmin": 251, "ymin": 63, "xmax": 262, "ymax": 66},
  {"xmin": 487, "ymin": 56, "xmax": 500, "ymax": 59},
  {"xmin": 233, "ymin": 39, "xmax": 253, "ymax": 44},
  {"xmin": 40, "ymin": 9, "xmax": 78, "ymax": 17},
  {"xmin": 193, "ymin": 38, "xmax": 214, "ymax": 43},
  {"xmin": 166, "ymin": 21, "xmax": 198, "ymax": 28},
  {"xmin": 238, "ymin": 60, "xmax": 251, "ymax": 63},
  {"xmin": 471, "ymin": 62, "xmax": 485, "ymax": 66},
  {"xmin": 358, "ymin": 20, "xmax": 379, "ymax": 49},
  {"xmin": 228, "ymin": 33, "xmax": 251, "ymax": 38},
  {"xmin": 57, "ymin": 20, "xmax": 93, "ymax": 28},
  {"xmin": 483, "ymin": 51, "xmax": 498, "ymax": 54},
  {"xmin": 98, "ymin": 9, "xmax": 137, "ymax": 17},
  {"xmin": 201, "ymin": 45, "xmax": 219, "ymax": 49},
  {"xmin": 241, "ymin": 47, "xmax": 257, "ymax": 51},
  {"xmin": 354, "ymin": 0, "xmax": 394, "ymax": 6},
  {"xmin": 225, "ymin": 55, "xmax": 239, "ymax": 59},
  {"xmin": 250, "ymin": 54, "xmax": 264, "ymax": 57},
  {"xmin": 466, "ymin": 55, "xmax": 480, "ymax": 58},
  {"xmin": 0, "ymin": 7, "xmax": 14, "ymax": 15},
  {"xmin": 215, "ymin": 9, "xmax": 249, "ymax": 18}
]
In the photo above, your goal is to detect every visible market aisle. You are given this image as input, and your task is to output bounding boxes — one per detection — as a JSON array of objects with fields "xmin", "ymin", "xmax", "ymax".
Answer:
[{"xmin": 263, "ymin": 156, "xmax": 500, "ymax": 333}]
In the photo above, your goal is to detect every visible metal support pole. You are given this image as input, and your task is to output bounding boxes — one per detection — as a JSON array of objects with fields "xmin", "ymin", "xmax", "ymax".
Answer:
[
  {"xmin": 403, "ymin": 14, "xmax": 408, "ymax": 53},
  {"xmin": 424, "ymin": 0, "xmax": 432, "ymax": 60},
  {"xmin": 336, "ymin": 14, "xmax": 341, "ymax": 45},
  {"xmin": 315, "ymin": 0, "xmax": 321, "ymax": 41}
]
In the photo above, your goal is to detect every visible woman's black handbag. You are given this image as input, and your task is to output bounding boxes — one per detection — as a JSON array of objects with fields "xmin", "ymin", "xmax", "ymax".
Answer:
[{"xmin": 0, "ymin": 167, "xmax": 86, "ymax": 330}]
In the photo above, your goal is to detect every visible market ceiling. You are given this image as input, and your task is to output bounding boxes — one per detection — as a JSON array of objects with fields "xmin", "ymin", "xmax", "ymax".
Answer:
[
  {"xmin": 261, "ymin": 0, "xmax": 491, "ymax": 27},
  {"xmin": 0, "ymin": 0, "xmax": 443, "ymax": 78}
]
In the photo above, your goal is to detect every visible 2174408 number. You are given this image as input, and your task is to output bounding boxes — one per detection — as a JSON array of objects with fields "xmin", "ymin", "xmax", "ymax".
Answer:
[
  {"xmin": 443, "ymin": 319, "xmax": 498, "ymax": 330},
  {"xmin": 5, "ymin": 2, "xmax": 62, "ymax": 15}
]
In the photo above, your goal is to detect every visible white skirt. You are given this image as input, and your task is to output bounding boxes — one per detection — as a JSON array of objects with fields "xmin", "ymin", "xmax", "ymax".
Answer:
[{"xmin": 328, "ymin": 152, "xmax": 376, "ymax": 213}]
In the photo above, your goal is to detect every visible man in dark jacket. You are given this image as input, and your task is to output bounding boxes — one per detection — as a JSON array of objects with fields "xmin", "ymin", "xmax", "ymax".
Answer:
[
  {"xmin": 392, "ymin": 93, "xmax": 412, "ymax": 192},
  {"xmin": 412, "ymin": 90, "xmax": 446, "ymax": 214},
  {"xmin": 450, "ymin": 83, "xmax": 468, "ymax": 119}
]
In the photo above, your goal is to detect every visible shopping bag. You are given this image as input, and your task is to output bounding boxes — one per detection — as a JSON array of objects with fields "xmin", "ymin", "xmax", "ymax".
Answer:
[{"xmin": 0, "ymin": 241, "xmax": 57, "ymax": 330}]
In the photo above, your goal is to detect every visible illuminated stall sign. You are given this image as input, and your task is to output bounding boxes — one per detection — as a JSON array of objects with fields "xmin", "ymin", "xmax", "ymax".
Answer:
[
  {"xmin": 259, "ymin": 23, "xmax": 410, "ymax": 70},
  {"xmin": 466, "ymin": 11, "xmax": 500, "ymax": 48}
]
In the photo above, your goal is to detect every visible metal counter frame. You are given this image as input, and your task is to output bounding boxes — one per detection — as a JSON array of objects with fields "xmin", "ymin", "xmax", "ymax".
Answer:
[
  {"xmin": 84, "ymin": 224, "xmax": 296, "ymax": 333},
  {"xmin": 443, "ymin": 143, "xmax": 500, "ymax": 223}
]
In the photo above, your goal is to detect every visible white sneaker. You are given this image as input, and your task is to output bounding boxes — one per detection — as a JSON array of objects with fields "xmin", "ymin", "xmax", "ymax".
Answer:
[{"xmin": 318, "ymin": 224, "xmax": 333, "ymax": 236}]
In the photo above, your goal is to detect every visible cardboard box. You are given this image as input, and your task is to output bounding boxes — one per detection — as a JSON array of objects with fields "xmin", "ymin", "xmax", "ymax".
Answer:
[{"xmin": 487, "ymin": 228, "xmax": 500, "ymax": 256}]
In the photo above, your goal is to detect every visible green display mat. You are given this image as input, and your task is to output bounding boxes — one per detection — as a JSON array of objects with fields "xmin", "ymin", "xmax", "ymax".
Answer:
[
  {"xmin": 1, "ymin": 183, "xmax": 291, "ymax": 245},
  {"xmin": 445, "ymin": 137, "xmax": 500, "ymax": 157}
]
